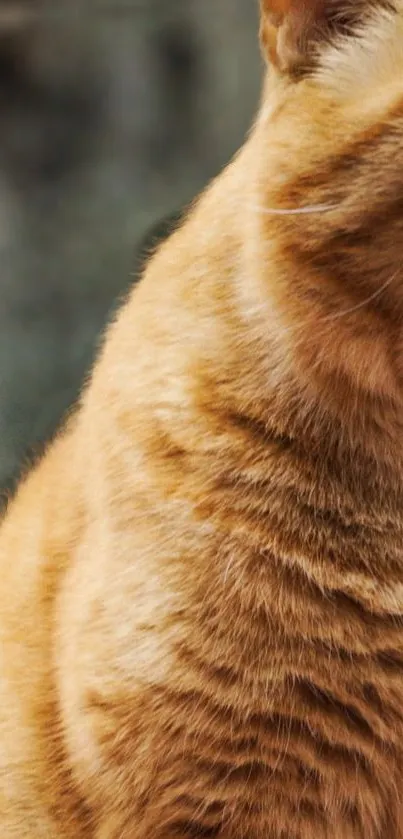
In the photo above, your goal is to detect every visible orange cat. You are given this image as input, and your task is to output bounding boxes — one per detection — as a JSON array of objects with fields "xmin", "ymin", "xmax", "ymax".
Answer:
[{"xmin": 2, "ymin": 0, "xmax": 403, "ymax": 836}]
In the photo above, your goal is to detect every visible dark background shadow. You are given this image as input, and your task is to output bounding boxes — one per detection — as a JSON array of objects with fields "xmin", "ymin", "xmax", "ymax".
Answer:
[{"xmin": 0, "ymin": 0, "xmax": 262, "ymax": 504}]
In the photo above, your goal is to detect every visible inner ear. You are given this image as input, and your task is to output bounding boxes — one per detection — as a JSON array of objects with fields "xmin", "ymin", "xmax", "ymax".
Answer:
[
  {"xmin": 260, "ymin": 0, "xmax": 379, "ymax": 75},
  {"xmin": 260, "ymin": 0, "xmax": 326, "ymax": 74}
]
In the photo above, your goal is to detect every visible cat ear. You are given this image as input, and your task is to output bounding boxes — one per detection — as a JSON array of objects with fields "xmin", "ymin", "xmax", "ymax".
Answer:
[{"xmin": 260, "ymin": 0, "xmax": 363, "ymax": 74}]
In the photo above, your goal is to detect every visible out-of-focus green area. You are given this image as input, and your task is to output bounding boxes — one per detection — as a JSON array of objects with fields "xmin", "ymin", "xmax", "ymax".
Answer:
[{"xmin": 0, "ymin": 0, "xmax": 262, "ymax": 502}]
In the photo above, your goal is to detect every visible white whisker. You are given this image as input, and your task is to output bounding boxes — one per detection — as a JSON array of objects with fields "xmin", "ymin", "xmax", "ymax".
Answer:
[
  {"xmin": 249, "ymin": 201, "xmax": 398, "ymax": 321},
  {"xmin": 250, "ymin": 203, "xmax": 339, "ymax": 216},
  {"xmin": 322, "ymin": 270, "xmax": 399, "ymax": 322}
]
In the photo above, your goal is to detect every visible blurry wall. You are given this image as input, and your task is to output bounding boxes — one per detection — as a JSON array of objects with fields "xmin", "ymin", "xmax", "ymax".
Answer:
[{"xmin": 0, "ymin": 0, "xmax": 262, "ymax": 500}]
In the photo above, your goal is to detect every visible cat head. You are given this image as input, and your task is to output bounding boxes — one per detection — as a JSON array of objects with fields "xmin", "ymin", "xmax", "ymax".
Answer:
[
  {"xmin": 255, "ymin": 0, "xmax": 403, "ymax": 405},
  {"xmin": 260, "ymin": 0, "xmax": 395, "ymax": 75}
]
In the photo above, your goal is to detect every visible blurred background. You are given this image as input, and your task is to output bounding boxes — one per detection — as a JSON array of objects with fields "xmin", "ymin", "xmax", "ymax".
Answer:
[{"xmin": 0, "ymin": 0, "xmax": 262, "ymax": 503}]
